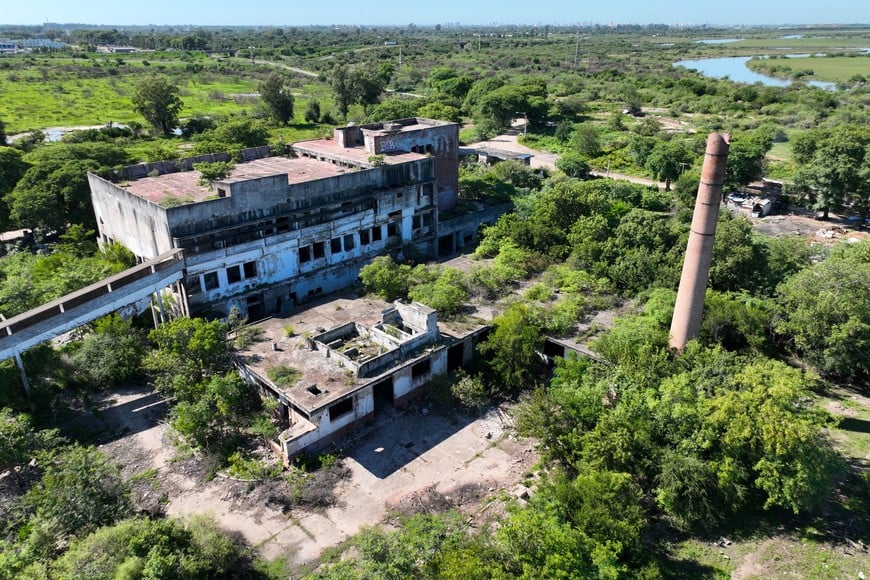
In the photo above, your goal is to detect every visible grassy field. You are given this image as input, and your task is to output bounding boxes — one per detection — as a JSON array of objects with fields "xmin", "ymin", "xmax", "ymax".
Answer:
[
  {"xmin": 748, "ymin": 55, "xmax": 870, "ymax": 83},
  {"xmin": 0, "ymin": 54, "xmax": 336, "ymax": 134},
  {"xmin": 733, "ymin": 35, "xmax": 870, "ymax": 50}
]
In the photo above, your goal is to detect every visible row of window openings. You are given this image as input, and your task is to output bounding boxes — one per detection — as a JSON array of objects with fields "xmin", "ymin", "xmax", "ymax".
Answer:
[
  {"xmin": 299, "ymin": 226, "xmax": 386, "ymax": 264},
  {"xmin": 189, "ymin": 214, "xmax": 434, "ymax": 291},
  {"xmin": 177, "ymin": 183, "xmax": 434, "ymax": 254},
  {"xmin": 190, "ymin": 260, "xmax": 257, "ymax": 294}
]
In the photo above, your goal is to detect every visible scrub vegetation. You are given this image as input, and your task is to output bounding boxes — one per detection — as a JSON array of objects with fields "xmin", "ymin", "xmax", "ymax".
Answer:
[{"xmin": 1, "ymin": 22, "xmax": 868, "ymax": 578}]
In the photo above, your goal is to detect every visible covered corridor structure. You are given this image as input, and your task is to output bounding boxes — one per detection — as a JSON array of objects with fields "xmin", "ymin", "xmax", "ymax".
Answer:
[{"xmin": 0, "ymin": 249, "xmax": 186, "ymax": 398}]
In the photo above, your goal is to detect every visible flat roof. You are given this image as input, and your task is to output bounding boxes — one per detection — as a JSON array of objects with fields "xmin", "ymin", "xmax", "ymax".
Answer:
[
  {"xmin": 292, "ymin": 138, "xmax": 426, "ymax": 165},
  {"xmin": 235, "ymin": 293, "xmax": 488, "ymax": 414},
  {"xmin": 364, "ymin": 121, "xmax": 448, "ymax": 135},
  {"xmin": 122, "ymin": 156, "xmax": 356, "ymax": 206}
]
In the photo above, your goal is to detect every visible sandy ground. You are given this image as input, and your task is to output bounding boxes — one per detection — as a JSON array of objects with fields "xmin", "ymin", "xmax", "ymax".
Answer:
[{"xmin": 93, "ymin": 385, "xmax": 536, "ymax": 569}]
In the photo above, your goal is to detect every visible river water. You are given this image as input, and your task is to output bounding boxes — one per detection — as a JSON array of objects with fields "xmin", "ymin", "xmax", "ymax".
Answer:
[{"xmin": 674, "ymin": 56, "xmax": 837, "ymax": 90}]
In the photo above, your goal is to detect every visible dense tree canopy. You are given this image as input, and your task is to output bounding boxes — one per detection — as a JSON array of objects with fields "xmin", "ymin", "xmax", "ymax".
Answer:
[
  {"xmin": 793, "ymin": 126, "xmax": 870, "ymax": 220},
  {"xmin": 4, "ymin": 142, "xmax": 129, "ymax": 233},
  {"xmin": 51, "ymin": 516, "xmax": 247, "ymax": 580},
  {"xmin": 774, "ymin": 242, "xmax": 870, "ymax": 382},
  {"xmin": 331, "ymin": 63, "xmax": 392, "ymax": 118},
  {"xmin": 644, "ymin": 140, "xmax": 692, "ymax": 190}
]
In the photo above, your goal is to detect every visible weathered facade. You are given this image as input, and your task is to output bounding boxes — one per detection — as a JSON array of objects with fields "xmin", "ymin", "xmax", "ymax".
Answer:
[
  {"xmin": 88, "ymin": 118, "xmax": 460, "ymax": 318},
  {"xmin": 234, "ymin": 297, "xmax": 487, "ymax": 459}
]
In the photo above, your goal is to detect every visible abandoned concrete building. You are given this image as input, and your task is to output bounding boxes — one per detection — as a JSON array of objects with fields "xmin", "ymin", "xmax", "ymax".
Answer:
[
  {"xmin": 87, "ymin": 118, "xmax": 499, "ymax": 319},
  {"xmin": 235, "ymin": 297, "xmax": 487, "ymax": 459}
]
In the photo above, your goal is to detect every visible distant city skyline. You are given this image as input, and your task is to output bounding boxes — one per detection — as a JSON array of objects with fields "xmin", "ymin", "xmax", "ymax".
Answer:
[{"xmin": 3, "ymin": 0, "xmax": 867, "ymax": 27}]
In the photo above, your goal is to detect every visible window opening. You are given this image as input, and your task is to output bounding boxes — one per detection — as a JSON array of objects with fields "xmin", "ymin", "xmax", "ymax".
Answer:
[
  {"xmin": 203, "ymin": 271, "xmax": 219, "ymax": 291},
  {"xmin": 226, "ymin": 265, "xmax": 242, "ymax": 284}
]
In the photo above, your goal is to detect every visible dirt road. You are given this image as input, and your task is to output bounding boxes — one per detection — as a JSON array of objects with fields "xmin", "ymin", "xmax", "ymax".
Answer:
[{"xmin": 467, "ymin": 127, "xmax": 666, "ymax": 188}]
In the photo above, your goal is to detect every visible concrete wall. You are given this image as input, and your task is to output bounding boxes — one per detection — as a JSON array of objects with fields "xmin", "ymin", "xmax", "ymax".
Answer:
[
  {"xmin": 437, "ymin": 202, "xmax": 512, "ymax": 253},
  {"xmin": 365, "ymin": 121, "xmax": 459, "ymax": 212},
  {"xmin": 259, "ymin": 328, "xmax": 483, "ymax": 458},
  {"xmin": 88, "ymin": 174, "xmax": 173, "ymax": 259},
  {"xmin": 393, "ymin": 301, "xmax": 438, "ymax": 336},
  {"xmin": 282, "ymin": 386, "xmax": 375, "ymax": 456},
  {"xmin": 114, "ymin": 146, "xmax": 271, "ymax": 181}
]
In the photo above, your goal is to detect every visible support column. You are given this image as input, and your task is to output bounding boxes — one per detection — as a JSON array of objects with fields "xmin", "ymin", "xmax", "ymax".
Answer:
[
  {"xmin": 13, "ymin": 351, "xmax": 32, "ymax": 402},
  {"xmin": 155, "ymin": 290, "xmax": 167, "ymax": 324},
  {"xmin": 669, "ymin": 133, "xmax": 730, "ymax": 351}
]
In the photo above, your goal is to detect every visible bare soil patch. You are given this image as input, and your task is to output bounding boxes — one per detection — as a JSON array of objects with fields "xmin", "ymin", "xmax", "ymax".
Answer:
[
  {"xmin": 95, "ymin": 386, "xmax": 537, "ymax": 569},
  {"xmin": 746, "ymin": 205, "xmax": 870, "ymax": 244}
]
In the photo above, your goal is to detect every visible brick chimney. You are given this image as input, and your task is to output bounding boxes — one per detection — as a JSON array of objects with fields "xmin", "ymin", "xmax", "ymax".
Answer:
[{"xmin": 669, "ymin": 132, "xmax": 730, "ymax": 351}]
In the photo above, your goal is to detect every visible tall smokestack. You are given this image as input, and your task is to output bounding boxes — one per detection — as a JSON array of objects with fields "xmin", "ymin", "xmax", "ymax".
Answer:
[{"xmin": 669, "ymin": 132, "xmax": 730, "ymax": 351}]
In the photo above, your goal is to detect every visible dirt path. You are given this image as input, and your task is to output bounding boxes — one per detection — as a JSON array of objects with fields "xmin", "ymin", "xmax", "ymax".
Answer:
[
  {"xmin": 467, "ymin": 127, "xmax": 666, "ymax": 188},
  {"xmin": 97, "ymin": 387, "xmax": 536, "ymax": 569},
  {"xmin": 251, "ymin": 59, "xmax": 319, "ymax": 78}
]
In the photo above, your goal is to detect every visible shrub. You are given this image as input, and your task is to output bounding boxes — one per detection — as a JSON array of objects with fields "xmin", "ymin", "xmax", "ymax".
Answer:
[
  {"xmin": 267, "ymin": 365, "xmax": 302, "ymax": 388},
  {"xmin": 451, "ymin": 373, "xmax": 490, "ymax": 412}
]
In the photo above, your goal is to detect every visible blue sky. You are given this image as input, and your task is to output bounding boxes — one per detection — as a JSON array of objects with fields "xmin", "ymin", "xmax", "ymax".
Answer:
[{"xmin": 3, "ymin": 0, "xmax": 867, "ymax": 27}]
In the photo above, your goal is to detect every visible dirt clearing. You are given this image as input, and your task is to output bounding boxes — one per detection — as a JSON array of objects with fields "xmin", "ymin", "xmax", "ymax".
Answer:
[{"xmin": 93, "ymin": 386, "xmax": 536, "ymax": 569}]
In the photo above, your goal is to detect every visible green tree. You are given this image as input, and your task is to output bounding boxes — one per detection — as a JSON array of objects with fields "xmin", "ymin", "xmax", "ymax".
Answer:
[
  {"xmin": 304, "ymin": 99, "xmax": 321, "ymax": 124},
  {"xmin": 0, "ymin": 146, "xmax": 28, "ymax": 195},
  {"xmin": 0, "ymin": 117, "xmax": 6, "ymax": 145},
  {"xmin": 359, "ymin": 255, "xmax": 412, "ymax": 301},
  {"xmin": 0, "ymin": 146, "xmax": 29, "ymax": 229},
  {"xmin": 408, "ymin": 268, "xmax": 468, "ymax": 316},
  {"xmin": 144, "ymin": 317, "xmax": 230, "ymax": 395},
  {"xmin": 171, "ymin": 372, "xmax": 261, "ymax": 450},
  {"xmin": 7, "ymin": 158, "xmax": 99, "ymax": 232},
  {"xmin": 132, "ymin": 76, "xmax": 183, "ymax": 136},
  {"xmin": 23, "ymin": 446, "xmax": 131, "ymax": 554},
  {"xmin": 69, "ymin": 315, "xmax": 145, "ymax": 389},
  {"xmin": 365, "ymin": 97, "xmax": 421, "ymax": 122},
  {"xmin": 644, "ymin": 140, "xmax": 692, "ymax": 191},
  {"xmin": 193, "ymin": 160, "xmax": 235, "ymax": 189},
  {"xmin": 724, "ymin": 131, "xmax": 772, "ymax": 191},
  {"xmin": 709, "ymin": 212, "xmax": 763, "ymax": 292},
  {"xmin": 331, "ymin": 64, "xmax": 390, "ymax": 118},
  {"xmin": 555, "ymin": 151, "xmax": 591, "ymax": 179},
  {"xmin": 793, "ymin": 126, "xmax": 870, "ymax": 220},
  {"xmin": 0, "ymin": 409, "xmax": 62, "ymax": 478},
  {"xmin": 51, "ymin": 515, "xmax": 246, "ymax": 579},
  {"xmin": 700, "ymin": 361, "xmax": 842, "ymax": 514},
  {"xmin": 416, "ymin": 101, "xmax": 462, "ymax": 123},
  {"xmin": 191, "ymin": 118, "xmax": 270, "ymax": 156},
  {"xmin": 496, "ymin": 468, "xmax": 647, "ymax": 578},
  {"xmin": 259, "ymin": 72, "xmax": 295, "ymax": 125},
  {"xmin": 774, "ymin": 242, "xmax": 870, "ymax": 381},
  {"xmin": 571, "ymin": 123, "xmax": 601, "ymax": 159},
  {"xmin": 6, "ymin": 142, "xmax": 129, "ymax": 233},
  {"xmin": 478, "ymin": 303, "xmax": 545, "ymax": 395}
]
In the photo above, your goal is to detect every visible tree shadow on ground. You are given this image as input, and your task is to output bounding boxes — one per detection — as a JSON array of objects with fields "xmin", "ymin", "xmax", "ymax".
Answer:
[
  {"xmin": 838, "ymin": 417, "xmax": 870, "ymax": 434},
  {"xmin": 59, "ymin": 385, "xmax": 167, "ymax": 445}
]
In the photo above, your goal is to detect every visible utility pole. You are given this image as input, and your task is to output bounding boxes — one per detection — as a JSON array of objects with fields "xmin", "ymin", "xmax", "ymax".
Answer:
[
  {"xmin": 574, "ymin": 27, "xmax": 580, "ymax": 68},
  {"xmin": 516, "ymin": 111, "xmax": 528, "ymax": 137}
]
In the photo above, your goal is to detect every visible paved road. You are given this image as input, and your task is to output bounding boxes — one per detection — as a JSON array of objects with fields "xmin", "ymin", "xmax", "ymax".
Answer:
[{"xmin": 468, "ymin": 127, "xmax": 665, "ymax": 189}]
